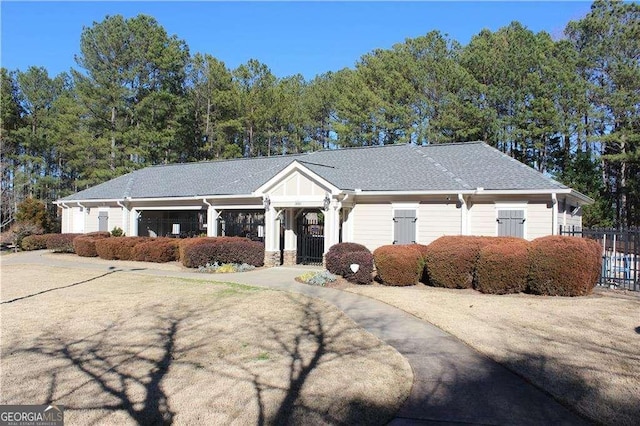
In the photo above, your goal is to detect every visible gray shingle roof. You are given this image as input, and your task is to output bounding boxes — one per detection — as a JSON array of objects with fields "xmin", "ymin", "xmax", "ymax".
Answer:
[{"xmin": 59, "ymin": 142, "xmax": 568, "ymax": 201}]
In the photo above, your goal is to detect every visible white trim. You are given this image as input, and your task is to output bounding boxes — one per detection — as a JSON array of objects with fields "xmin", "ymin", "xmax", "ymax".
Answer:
[
  {"xmin": 208, "ymin": 205, "xmax": 264, "ymax": 210},
  {"xmin": 55, "ymin": 188, "xmax": 594, "ymax": 207},
  {"xmin": 494, "ymin": 203, "xmax": 528, "ymax": 239},
  {"xmin": 134, "ymin": 205, "xmax": 205, "ymax": 211},
  {"xmin": 551, "ymin": 193, "xmax": 558, "ymax": 236},
  {"xmin": 253, "ymin": 161, "xmax": 341, "ymax": 196},
  {"xmin": 55, "ymin": 194, "xmax": 259, "ymax": 205},
  {"xmin": 391, "ymin": 203, "xmax": 419, "ymax": 244},
  {"xmin": 352, "ymin": 188, "xmax": 593, "ymax": 204}
]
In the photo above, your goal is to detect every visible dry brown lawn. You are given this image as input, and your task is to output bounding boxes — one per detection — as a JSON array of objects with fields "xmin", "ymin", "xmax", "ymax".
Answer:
[
  {"xmin": 0, "ymin": 265, "xmax": 412, "ymax": 425},
  {"xmin": 346, "ymin": 283, "xmax": 640, "ymax": 426}
]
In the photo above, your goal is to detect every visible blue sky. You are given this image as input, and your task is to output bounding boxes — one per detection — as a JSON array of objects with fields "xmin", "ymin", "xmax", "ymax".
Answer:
[{"xmin": 1, "ymin": 1, "xmax": 593, "ymax": 80}]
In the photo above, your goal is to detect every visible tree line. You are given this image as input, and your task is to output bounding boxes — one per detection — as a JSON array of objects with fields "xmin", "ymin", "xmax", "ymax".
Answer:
[{"xmin": 1, "ymin": 0, "xmax": 638, "ymax": 230}]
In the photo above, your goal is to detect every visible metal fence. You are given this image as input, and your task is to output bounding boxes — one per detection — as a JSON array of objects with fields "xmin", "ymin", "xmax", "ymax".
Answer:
[
  {"xmin": 559, "ymin": 226, "xmax": 640, "ymax": 291},
  {"xmin": 138, "ymin": 217, "xmax": 204, "ymax": 238},
  {"xmin": 218, "ymin": 210, "xmax": 265, "ymax": 242}
]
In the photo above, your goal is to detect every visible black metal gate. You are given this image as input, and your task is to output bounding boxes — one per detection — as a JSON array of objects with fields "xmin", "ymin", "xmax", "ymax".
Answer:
[{"xmin": 297, "ymin": 213, "xmax": 324, "ymax": 265}]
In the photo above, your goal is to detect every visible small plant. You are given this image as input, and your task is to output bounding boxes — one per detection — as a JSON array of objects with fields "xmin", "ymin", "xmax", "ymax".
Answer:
[
  {"xmin": 297, "ymin": 270, "xmax": 337, "ymax": 286},
  {"xmin": 111, "ymin": 226, "xmax": 125, "ymax": 237},
  {"xmin": 196, "ymin": 262, "xmax": 256, "ymax": 273}
]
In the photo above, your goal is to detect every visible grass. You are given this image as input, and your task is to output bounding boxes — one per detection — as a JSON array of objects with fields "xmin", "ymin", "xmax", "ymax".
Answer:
[
  {"xmin": 346, "ymin": 283, "xmax": 640, "ymax": 426},
  {"xmin": 1, "ymin": 264, "xmax": 412, "ymax": 425}
]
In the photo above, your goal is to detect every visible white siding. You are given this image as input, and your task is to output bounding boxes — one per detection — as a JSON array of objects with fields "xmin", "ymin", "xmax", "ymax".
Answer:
[
  {"xmin": 84, "ymin": 208, "xmax": 99, "ymax": 233},
  {"xmin": 108, "ymin": 207, "xmax": 124, "ymax": 233},
  {"xmin": 268, "ymin": 170, "xmax": 328, "ymax": 197},
  {"xmin": 560, "ymin": 199, "xmax": 583, "ymax": 230},
  {"xmin": 418, "ymin": 202, "xmax": 461, "ymax": 244},
  {"xmin": 469, "ymin": 202, "xmax": 495, "ymax": 236},
  {"xmin": 469, "ymin": 199, "xmax": 553, "ymax": 240},
  {"xmin": 351, "ymin": 203, "xmax": 392, "ymax": 251},
  {"xmin": 71, "ymin": 207, "xmax": 85, "ymax": 233},
  {"xmin": 527, "ymin": 202, "xmax": 553, "ymax": 239}
]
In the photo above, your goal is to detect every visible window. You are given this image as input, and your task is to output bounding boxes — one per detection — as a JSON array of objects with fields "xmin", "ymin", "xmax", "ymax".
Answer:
[
  {"xmin": 496, "ymin": 209, "xmax": 525, "ymax": 238},
  {"xmin": 393, "ymin": 209, "xmax": 417, "ymax": 244}
]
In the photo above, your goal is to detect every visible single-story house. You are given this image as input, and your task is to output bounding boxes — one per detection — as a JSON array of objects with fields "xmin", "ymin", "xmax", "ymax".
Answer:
[{"xmin": 55, "ymin": 142, "xmax": 592, "ymax": 266}]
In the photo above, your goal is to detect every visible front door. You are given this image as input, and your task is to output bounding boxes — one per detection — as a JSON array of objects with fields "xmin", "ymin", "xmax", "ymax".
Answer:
[{"xmin": 296, "ymin": 211, "xmax": 324, "ymax": 265}]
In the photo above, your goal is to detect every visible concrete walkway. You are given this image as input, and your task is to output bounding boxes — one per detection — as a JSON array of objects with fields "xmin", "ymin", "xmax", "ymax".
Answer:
[{"xmin": 2, "ymin": 252, "xmax": 591, "ymax": 425}]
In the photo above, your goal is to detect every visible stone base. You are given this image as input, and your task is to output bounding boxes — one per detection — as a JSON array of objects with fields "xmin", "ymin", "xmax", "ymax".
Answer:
[
  {"xmin": 264, "ymin": 250, "xmax": 281, "ymax": 267},
  {"xmin": 282, "ymin": 250, "xmax": 297, "ymax": 266}
]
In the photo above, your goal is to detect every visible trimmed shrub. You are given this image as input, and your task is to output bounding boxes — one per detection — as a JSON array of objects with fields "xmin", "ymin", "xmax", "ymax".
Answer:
[
  {"xmin": 46, "ymin": 233, "xmax": 82, "ymax": 253},
  {"xmin": 86, "ymin": 231, "xmax": 111, "ymax": 238},
  {"xmin": 325, "ymin": 242, "xmax": 370, "ymax": 275},
  {"xmin": 340, "ymin": 251, "xmax": 374, "ymax": 284},
  {"xmin": 95, "ymin": 237, "xmax": 149, "ymax": 260},
  {"xmin": 476, "ymin": 240, "xmax": 530, "ymax": 294},
  {"xmin": 424, "ymin": 236, "xmax": 520, "ymax": 289},
  {"xmin": 177, "ymin": 237, "xmax": 245, "ymax": 261},
  {"xmin": 74, "ymin": 233, "xmax": 111, "ymax": 257},
  {"xmin": 528, "ymin": 236, "xmax": 602, "ymax": 296},
  {"xmin": 132, "ymin": 238, "xmax": 179, "ymax": 263},
  {"xmin": 373, "ymin": 244, "xmax": 427, "ymax": 286},
  {"xmin": 20, "ymin": 234, "xmax": 50, "ymax": 251},
  {"xmin": 182, "ymin": 238, "xmax": 265, "ymax": 268}
]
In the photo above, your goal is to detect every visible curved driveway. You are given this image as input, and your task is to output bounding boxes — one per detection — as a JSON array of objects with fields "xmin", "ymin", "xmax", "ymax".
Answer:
[{"xmin": 2, "ymin": 252, "xmax": 591, "ymax": 425}]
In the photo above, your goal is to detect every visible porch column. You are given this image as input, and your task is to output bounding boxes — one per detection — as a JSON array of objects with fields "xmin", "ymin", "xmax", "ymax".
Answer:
[
  {"xmin": 282, "ymin": 209, "xmax": 297, "ymax": 266},
  {"xmin": 206, "ymin": 207, "xmax": 218, "ymax": 237},
  {"xmin": 323, "ymin": 199, "xmax": 341, "ymax": 259},
  {"xmin": 458, "ymin": 194, "xmax": 469, "ymax": 235},
  {"xmin": 129, "ymin": 209, "xmax": 139, "ymax": 236},
  {"xmin": 263, "ymin": 203, "xmax": 281, "ymax": 267}
]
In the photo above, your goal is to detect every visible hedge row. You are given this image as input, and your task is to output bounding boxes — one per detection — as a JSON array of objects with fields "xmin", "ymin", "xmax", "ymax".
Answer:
[
  {"xmin": 132, "ymin": 238, "xmax": 179, "ymax": 263},
  {"xmin": 423, "ymin": 236, "xmax": 522, "ymax": 289},
  {"xmin": 182, "ymin": 238, "xmax": 264, "ymax": 268},
  {"xmin": 73, "ymin": 232, "xmax": 111, "ymax": 257},
  {"xmin": 371, "ymin": 235, "xmax": 602, "ymax": 297},
  {"xmin": 20, "ymin": 234, "xmax": 50, "ymax": 251},
  {"xmin": 95, "ymin": 237, "xmax": 150, "ymax": 260},
  {"xmin": 21, "ymin": 233, "xmax": 84, "ymax": 252},
  {"xmin": 475, "ymin": 240, "xmax": 530, "ymax": 294},
  {"xmin": 46, "ymin": 233, "xmax": 83, "ymax": 253}
]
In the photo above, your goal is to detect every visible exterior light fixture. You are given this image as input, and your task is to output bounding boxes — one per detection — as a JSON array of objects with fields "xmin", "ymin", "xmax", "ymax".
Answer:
[
  {"xmin": 263, "ymin": 196, "xmax": 271, "ymax": 210},
  {"xmin": 323, "ymin": 194, "xmax": 331, "ymax": 211}
]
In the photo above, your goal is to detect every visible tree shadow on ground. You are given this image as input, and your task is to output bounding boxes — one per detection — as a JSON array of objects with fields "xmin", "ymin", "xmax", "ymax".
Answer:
[{"xmin": 8, "ymin": 294, "xmax": 405, "ymax": 425}]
